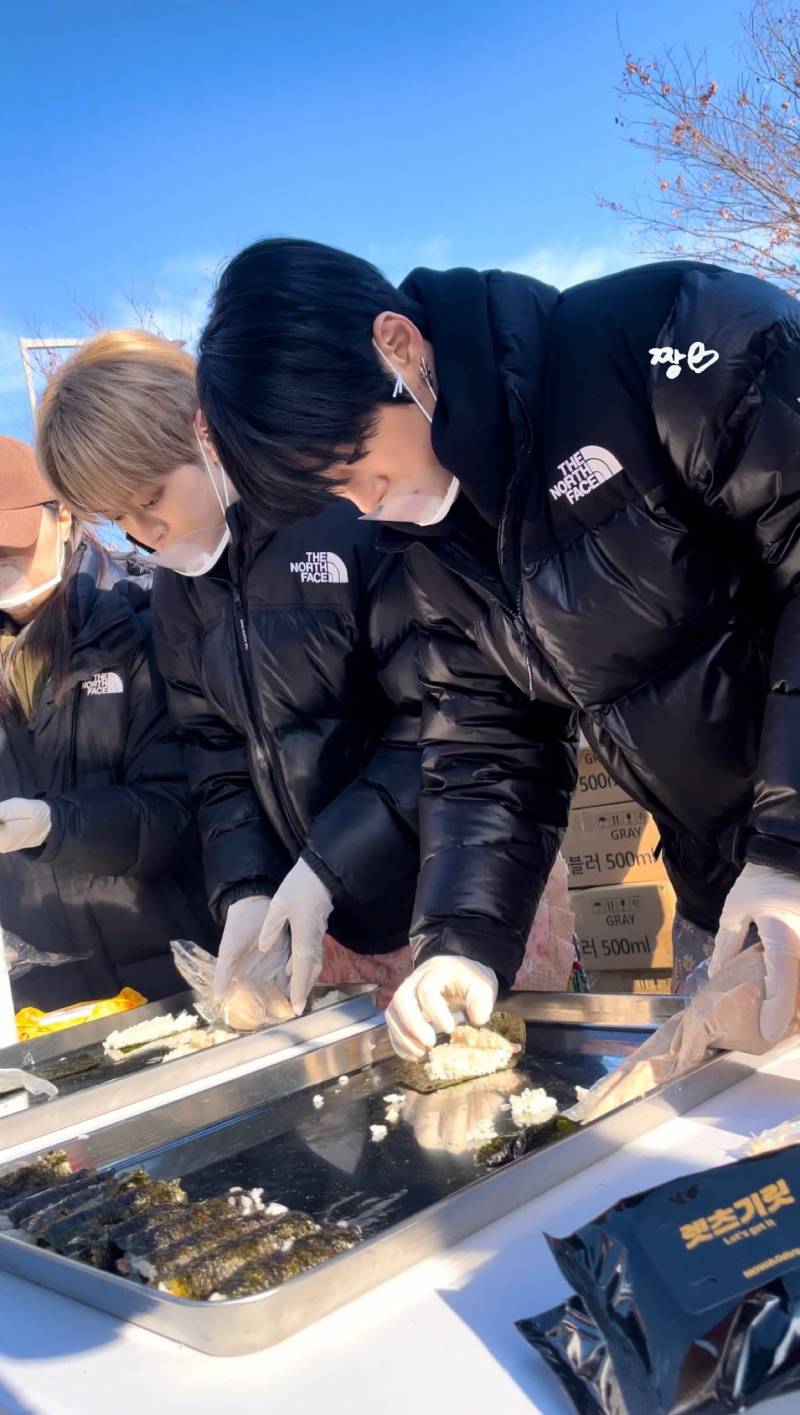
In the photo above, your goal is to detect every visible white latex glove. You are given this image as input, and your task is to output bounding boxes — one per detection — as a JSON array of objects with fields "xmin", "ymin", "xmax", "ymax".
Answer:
[
  {"xmin": 0, "ymin": 798, "xmax": 51, "ymax": 853},
  {"xmin": 258, "ymin": 859, "xmax": 333, "ymax": 1016},
  {"xmin": 385, "ymin": 956, "xmax": 499, "ymax": 1060},
  {"xmin": 214, "ymin": 895, "xmax": 273, "ymax": 997},
  {"xmin": 710, "ymin": 863, "xmax": 800, "ymax": 1042}
]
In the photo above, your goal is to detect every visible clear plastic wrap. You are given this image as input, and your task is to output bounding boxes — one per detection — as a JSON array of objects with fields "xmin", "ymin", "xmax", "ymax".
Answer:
[
  {"xmin": 170, "ymin": 939, "xmax": 294, "ymax": 1032},
  {"xmin": 0, "ymin": 1069, "xmax": 57, "ymax": 1100},
  {"xmin": 746, "ymin": 1117, "xmax": 800, "ymax": 1156},
  {"xmin": 569, "ymin": 946, "xmax": 785, "ymax": 1126},
  {"xmin": 4, "ymin": 933, "xmax": 88, "ymax": 980}
]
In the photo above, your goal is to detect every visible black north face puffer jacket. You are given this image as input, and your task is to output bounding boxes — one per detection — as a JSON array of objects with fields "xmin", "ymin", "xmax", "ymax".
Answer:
[
  {"xmin": 152, "ymin": 500, "xmax": 421, "ymax": 953},
  {"xmin": 380, "ymin": 259, "xmax": 800, "ymax": 986},
  {"xmin": 1, "ymin": 544, "xmax": 217, "ymax": 1011}
]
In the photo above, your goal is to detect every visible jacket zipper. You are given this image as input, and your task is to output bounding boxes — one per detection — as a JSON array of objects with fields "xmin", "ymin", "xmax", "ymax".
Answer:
[
  {"xmin": 505, "ymin": 385, "xmax": 578, "ymax": 703},
  {"xmin": 231, "ymin": 584, "xmax": 306, "ymax": 849},
  {"xmin": 69, "ymin": 688, "xmax": 80, "ymax": 790},
  {"xmin": 439, "ymin": 549, "xmax": 535, "ymax": 700}
]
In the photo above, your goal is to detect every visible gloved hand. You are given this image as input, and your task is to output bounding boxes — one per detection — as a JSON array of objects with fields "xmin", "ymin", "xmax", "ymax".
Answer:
[
  {"xmin": 571, "ymin": 944, "xmax": 782, "ymax": 1126},
  {"xmin": 403, "ymin": 1072, "xmax": 520, "ymax": 1155},
  {"xmin": 258, "ymin": 859, "xmax": 333, "ymax": 1016},
  {"xmin": 214, "ymin": 895, "xmax": 273, "ymax": 997},
  {"xmin": 385, "ymin": 956, "xmax": 499, "ymax": 1060},
  {"xmin": 710, "ymin": 863, "xmax": 800, "ymax": 1042},
  {"xmin": 0, "ymin": 798, "xmax": 51, "ymax": 853}
]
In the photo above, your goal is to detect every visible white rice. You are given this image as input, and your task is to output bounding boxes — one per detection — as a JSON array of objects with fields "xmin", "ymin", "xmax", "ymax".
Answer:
[
  {"xmin": 510, "ymin": 1088, "xmax": 558, "ymax": 1129},
  {"xmin": 425, "ymin": 1036, "xmax": 517, "ymax": 1083},
  {"xmin": 104, "ymin": 1010, "xmax": 198, "ymax": 1057},
  {"xmin": 310, "ymin": 990, "xmax": 347, "ymax": 1011}
]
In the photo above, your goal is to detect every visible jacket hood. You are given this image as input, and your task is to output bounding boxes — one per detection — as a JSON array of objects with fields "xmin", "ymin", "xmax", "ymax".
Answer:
[{"xmin": 398, "ymin": 266, "xmax": 559, "ymax": 530}]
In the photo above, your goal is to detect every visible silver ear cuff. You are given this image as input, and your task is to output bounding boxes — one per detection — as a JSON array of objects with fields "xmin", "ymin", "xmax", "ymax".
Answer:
[{"xmin": 419, "ymin": 357, "xmax": 436, "ymax": 397}]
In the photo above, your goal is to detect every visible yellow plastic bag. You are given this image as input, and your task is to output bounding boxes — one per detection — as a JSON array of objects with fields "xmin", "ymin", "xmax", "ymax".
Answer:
[{"xmin": 15, "ymin": 987, "xmax": 147, "ymax": 1041}]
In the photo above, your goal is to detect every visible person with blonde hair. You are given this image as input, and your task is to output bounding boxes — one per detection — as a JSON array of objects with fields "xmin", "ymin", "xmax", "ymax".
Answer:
[
  {"xmin": 0, "ymin": 433, "xmax": 216, "ymax": 1011},
  {"xmin": 38, "ymin": 331, "xmax": 425, "ymax": 1015}
]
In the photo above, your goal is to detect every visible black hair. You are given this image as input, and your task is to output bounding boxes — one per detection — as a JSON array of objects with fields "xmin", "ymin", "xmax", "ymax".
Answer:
[{"xmin": 196, "ymin": 238, "xmax": 426, "ymax": 526}]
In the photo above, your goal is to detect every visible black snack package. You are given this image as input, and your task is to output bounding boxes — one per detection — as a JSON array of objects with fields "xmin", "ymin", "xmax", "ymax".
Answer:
[
  {"xmin": 522, "ymin": 1148, "xmax": 800, "ymax": 1413},
  {"xmin": 517, "ymin": 1296, "xmax": 623, "ymax": 1414}
]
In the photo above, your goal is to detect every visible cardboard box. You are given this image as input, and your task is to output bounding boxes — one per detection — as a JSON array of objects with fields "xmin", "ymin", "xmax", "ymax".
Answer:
[
  {"xmin": 563, "ymin": 802, "xmax": 666, "ymax": 888},
  {"xmin": 574, "ymin": 745, "xmax": 631, "ymax": 809},
  {"xmin": 570, "ymin": 881, "xmax": 675, "ymax": 971}
]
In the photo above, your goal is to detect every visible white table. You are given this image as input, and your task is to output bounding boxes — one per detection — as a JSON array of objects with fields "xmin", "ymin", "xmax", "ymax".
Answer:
[{"xmin": 1, "ymin": 1044, "xmax": 800, "ymax": 1415}]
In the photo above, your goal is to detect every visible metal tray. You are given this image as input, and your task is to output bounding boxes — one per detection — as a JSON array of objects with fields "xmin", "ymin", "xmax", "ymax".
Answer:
[
  {"xmin": 0, "ymin": 992, "xmax": 764, "ymax": 1356},
  {"xmin": 0, "ymin": 985, "xmax": 378, "ymax": 1152}
]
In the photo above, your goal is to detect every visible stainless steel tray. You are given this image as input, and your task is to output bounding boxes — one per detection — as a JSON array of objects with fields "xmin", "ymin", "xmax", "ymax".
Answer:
[
  {"xmin": 0, "ymin": 985, "xmax": 378, "ymax": 1152},
  {"xmin": 0, "ymin": 992, "xmax": 763, "ymax": 1356}
]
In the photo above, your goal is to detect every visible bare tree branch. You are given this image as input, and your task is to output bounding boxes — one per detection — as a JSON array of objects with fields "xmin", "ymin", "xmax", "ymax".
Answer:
[{"xmin": 603, "ymin": 0, "xmax": 800, "ymax": 293}]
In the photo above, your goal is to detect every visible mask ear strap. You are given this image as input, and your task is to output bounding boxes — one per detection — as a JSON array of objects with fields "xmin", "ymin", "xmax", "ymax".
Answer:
[
  {"xmin": 195, "ymin": 431, "xmax": 230, "ymax": 514},
  {"xmin": 373, "ymin": 341, "xmax": 435, "ymax": 426}
]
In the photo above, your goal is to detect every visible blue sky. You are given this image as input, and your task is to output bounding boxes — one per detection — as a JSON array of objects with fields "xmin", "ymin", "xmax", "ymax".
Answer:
[{"xmin": 0, "ymin": 0, "xmax": 747, "ymax": 439}]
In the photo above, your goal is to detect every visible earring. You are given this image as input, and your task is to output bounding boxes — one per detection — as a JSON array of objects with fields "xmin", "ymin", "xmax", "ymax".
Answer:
[
  {"xmin": 419, "ymin": 357, "xmax": 436, "ymax": 396},
  {"xmin": 391, "ymin": 372, "xmax": 406, "ymax": 399}
]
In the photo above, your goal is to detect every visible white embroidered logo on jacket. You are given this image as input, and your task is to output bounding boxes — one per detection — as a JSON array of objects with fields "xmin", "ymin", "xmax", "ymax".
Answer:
[
  {"xmin": 289, "ymin": 552, "xmax": 349, "ymax": 584},
  {"xmin": 549, "ymin": 446, "xmax": 624, "ymax": 506},
  {"xmin": 81, "ymin": 672, "xmax": 124, "ymax": 696}
]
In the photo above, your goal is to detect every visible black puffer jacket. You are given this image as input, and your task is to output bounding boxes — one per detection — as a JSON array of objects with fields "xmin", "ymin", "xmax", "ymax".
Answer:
[
  {"xmin": 151, "ymin": 500, "xmax": 421, "ymax": 953},
  {"xmin": 1, "ymin": 544, "xmax": 217, "ymax": 1010},
  {"xmin": 380, "ymin": 260, "xmax": 800, "ymax": 985}
]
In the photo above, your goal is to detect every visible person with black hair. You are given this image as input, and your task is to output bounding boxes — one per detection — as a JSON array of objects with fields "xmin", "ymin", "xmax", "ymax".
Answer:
[
  {"xmin": 0, "ymin": 435, "xmax": 217, "ymax": 1011},
  {"xmin": 196, "ymin": 239, "xmax": 800, "ymax": 1058}
]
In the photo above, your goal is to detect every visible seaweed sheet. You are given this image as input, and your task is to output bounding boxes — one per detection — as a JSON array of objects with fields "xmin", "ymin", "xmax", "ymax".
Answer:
[{"xmin": 396, "ymin": 1010, "xmax": 528, "ymax": 1094}]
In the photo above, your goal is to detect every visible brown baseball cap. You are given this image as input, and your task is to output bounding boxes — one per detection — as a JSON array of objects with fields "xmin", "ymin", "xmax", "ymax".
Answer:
[{"xmin": 0, "ymin": 436, "xmax": 53, "ymax": 550}]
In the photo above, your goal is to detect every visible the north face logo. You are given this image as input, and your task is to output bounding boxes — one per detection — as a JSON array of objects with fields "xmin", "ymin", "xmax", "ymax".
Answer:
[
  {"xmin": 82, "ymin": 672, "xmax": 124, "ymax": 696},
  {"xmin": 289, "ymin": 551, "xmax": 349, "ymax": 584},
  {"xmin": 550, "ymin": 446, "xmax": 623, "ymax": 505}
]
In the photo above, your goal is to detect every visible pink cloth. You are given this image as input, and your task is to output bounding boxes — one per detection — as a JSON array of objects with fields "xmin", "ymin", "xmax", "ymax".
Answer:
[{"xmin": 319, "ymin": 854, "xmax": 576, "ymax": 1009}]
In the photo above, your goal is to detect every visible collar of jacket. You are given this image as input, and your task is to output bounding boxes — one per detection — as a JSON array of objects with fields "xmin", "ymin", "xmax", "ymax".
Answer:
[
  {"xmin": 68, "ymin": 542, "xmax": 145, "ymax": 654},
  {"xmin": 398, "ymin": 265, "xmax": 559, "ymax": 533},
  {"xmin": 215, "ymin": 501, "xmax": 278, "ymax": 585},
  {"xmin": 226, "ymin": 502, "xmax": 275, "ymax": 553}
]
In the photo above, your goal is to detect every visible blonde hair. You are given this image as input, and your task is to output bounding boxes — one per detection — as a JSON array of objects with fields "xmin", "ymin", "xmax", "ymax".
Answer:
[{"xmin": 37, "ymin": 330, "xmax": 198, "ymax": 520}]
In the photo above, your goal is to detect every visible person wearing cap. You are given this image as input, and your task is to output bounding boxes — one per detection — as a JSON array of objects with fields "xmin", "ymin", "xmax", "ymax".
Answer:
[{"xmin": 0, "ymin": 434, "xmax": 217, "ymax": 1011}]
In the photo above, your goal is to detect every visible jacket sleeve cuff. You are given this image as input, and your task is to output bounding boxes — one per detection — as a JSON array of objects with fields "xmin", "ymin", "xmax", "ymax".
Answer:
[
  {"xmin": 412, "ymin": 924, "xmax": 524, "ymax": 992},
  {"xmin": 215, "ymin": 879, "xmax": 275, "ymax": 923},
  {"xmin": 300, "ymin": 847, "xmax": 343, "ymax": 903},
  {"xmin": 745, "ymin": 835, "xmax": 800, "ymax": 874},
  {"xmin": 29, "ymin": 799, "xmax": 65, "ymax": 864}
]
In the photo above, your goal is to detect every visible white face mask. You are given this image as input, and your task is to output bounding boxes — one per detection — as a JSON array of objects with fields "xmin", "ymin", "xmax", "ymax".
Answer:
[
  {"xmin": 0, "ymin": 512, "xmax": 66, "ymax": 611},
  {"xmin": 147, "ymin": 435, "xmax": 233, "ymax": 577},
  {"xmin": 360, "ymin": 343, "xmax": 460, "ymax": 526}
]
